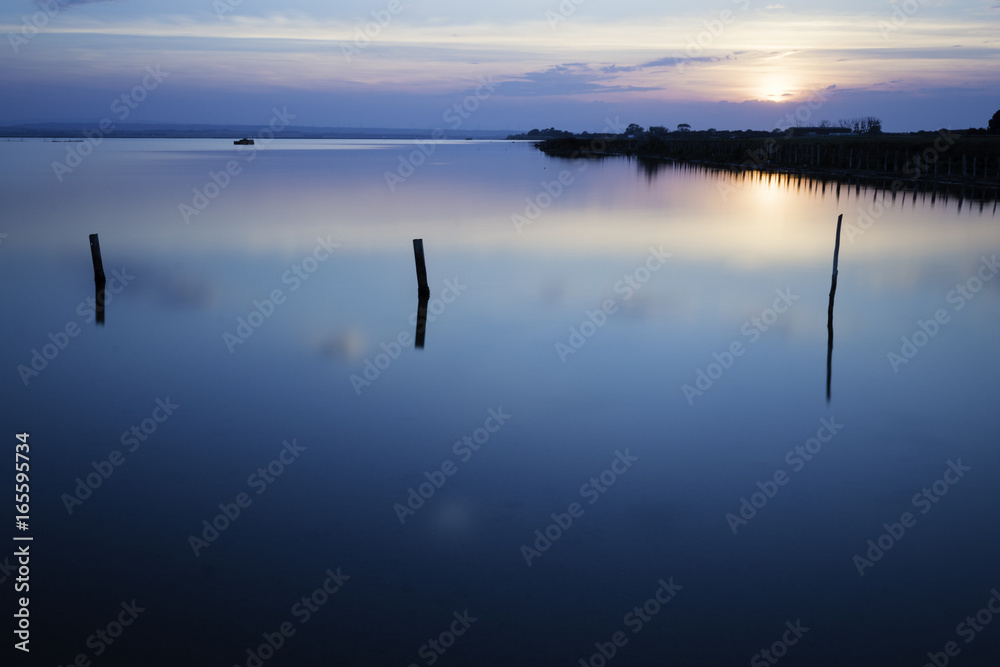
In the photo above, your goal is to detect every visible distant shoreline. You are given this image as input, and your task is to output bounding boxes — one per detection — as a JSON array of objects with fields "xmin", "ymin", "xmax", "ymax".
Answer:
[
  {"xmin": 0, "ymin": 135, "xmax": 515, "ymax": 141},
  {"xmin": 0, "ymin": 124, "xmax": 510, "ymax": 141},
  {"xmin": 536, "ymin": 134, "xmax": 1000, "ymax": 197}
]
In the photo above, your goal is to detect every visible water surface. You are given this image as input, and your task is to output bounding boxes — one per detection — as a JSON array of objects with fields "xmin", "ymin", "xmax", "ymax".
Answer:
[{"xmin": 2, "ymin": 138, "xmax": 998, "ymax": 666}]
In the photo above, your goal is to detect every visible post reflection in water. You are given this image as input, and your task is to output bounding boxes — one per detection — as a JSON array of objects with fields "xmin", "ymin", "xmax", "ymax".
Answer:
[
  {"xmin": 415, "ymin": 291, "xmax": 428, "ymax": 348},
  {"xmin": 95, "ymin": 283, "xmax": 106, "ymax": 326}
]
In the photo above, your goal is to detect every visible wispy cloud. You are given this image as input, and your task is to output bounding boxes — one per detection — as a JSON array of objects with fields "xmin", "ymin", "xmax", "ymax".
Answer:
[
  {"xmin": 34, "ymin": 0, "xmax": 117, "ymax": 7},
  {"xmin": 497, "ymin": 63, "xmax": 661, "ymax": 96}
]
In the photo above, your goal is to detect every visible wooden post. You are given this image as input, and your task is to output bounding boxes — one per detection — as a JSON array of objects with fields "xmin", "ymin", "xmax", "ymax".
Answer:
[
  {"xmin": 412, "ymin": 239, "xmax": 430, "ymax": 298},
  {"xmin": 412, "ymin": 239, "xmax": 430, "ymax": 348},
  {"xmin": 89, "ymin": 234, "xmax": 106, "ymax": 325},
  {"xmin": 89, "ymin": 233, "xmax": 106, "ymax": 285},
  {"xmin": 826, "ymin": 213, "xmax": 843, "ymax": 402}
]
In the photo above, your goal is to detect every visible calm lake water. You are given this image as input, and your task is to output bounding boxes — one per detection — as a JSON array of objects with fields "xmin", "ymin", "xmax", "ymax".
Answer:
[{"xmin": 2, "ymin": 138, "xmax": 999, "ymax": 666}]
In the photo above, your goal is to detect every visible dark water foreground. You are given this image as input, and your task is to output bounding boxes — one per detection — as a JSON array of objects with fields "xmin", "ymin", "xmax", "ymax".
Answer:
[{"xmin": 1, "ymin": 139, "xmax": 999, "ymax": 666}]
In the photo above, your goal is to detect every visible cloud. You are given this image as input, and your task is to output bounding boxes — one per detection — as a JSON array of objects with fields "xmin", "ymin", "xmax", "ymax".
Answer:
[
  {"xmin": 497, "ymin": 63, "xmax": 661, "ymax": 97},
  {"xmin": 599, "ymin": 54, "xmax": 732, "ymax": 74},
  {"xmin": 643, "ymin": 55, "xmax": 728, "ymax": 68},
  {"xmin": 35, "ymin": 0, "xmax": 116, "ymax": 7}
]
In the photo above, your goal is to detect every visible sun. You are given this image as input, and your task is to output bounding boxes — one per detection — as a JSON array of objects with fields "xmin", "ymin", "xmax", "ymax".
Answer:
[{"xmin": 757, "ymin": 76, "xmax": 795, "ymax": 102}]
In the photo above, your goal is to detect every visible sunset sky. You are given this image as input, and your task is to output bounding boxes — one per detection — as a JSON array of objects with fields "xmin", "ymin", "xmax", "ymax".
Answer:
[{"xmin": 1, "ymin": 0, "xmax": 998, "ymax": 132}]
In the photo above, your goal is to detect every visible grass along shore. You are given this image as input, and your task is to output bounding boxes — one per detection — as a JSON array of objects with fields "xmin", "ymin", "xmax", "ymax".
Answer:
[{"xmin": 536, "ymin": 132, "xmax": 1000, "ymax": 197}]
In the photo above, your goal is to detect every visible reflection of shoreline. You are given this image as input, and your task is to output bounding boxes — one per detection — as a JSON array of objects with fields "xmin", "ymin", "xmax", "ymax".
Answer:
[{"xmin": 537, "ymin": 137, "xmax": 1000, "ymax": 199}]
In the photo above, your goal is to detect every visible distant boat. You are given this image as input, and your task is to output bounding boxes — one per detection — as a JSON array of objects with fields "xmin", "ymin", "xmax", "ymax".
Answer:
[{"xmin": 234, "ymin": 138, "xmax": 254, "ymax": 145}]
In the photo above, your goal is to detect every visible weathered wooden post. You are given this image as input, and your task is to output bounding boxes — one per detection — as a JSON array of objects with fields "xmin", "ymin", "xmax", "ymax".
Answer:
[
  {"xmin": 413, "ymin": 239, "xmax": 430, "ymax": 348},
  {"xmin": 826, "ymin": 214, "xmax": 843, "ymax": 402},
  {"xmin": 89, "ymin": 234, "xmax": 106, "ymax": 325},
  {"xmin": 413, "ymin": 239, "xmax": 430, "ymax": 298},
  {"xmin": 89, "ymin": 234, "xmax": 106, "ymax": 285}
]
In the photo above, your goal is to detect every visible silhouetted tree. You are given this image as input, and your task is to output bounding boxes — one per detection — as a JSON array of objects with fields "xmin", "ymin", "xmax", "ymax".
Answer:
[
  {"xmin": 649, "ymin": 125, "xmax": 668, "ymax": 136},
  {"xmin": 989, "ymin": 109, "xmax": 1000, "ymax": 133},
  {"xmin": 677, "ymin": 123, "xmax": 691, "ymax": 132},
  {"xmin": 862, "ymin": 117, "xmax": 883, "ymax": 134},
  {"xmin": 625, "ymin": 123, "xmax": 644, "ymax": 136},
  {"xmin": 839, "ymin": 117, "xmax": 882, "ymax": 134}
]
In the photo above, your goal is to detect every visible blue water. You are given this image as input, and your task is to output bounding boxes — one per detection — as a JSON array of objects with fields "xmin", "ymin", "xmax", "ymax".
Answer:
[{"xmin": 1, "ymin": 138, "xmax": 998, "ymax": 666}]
